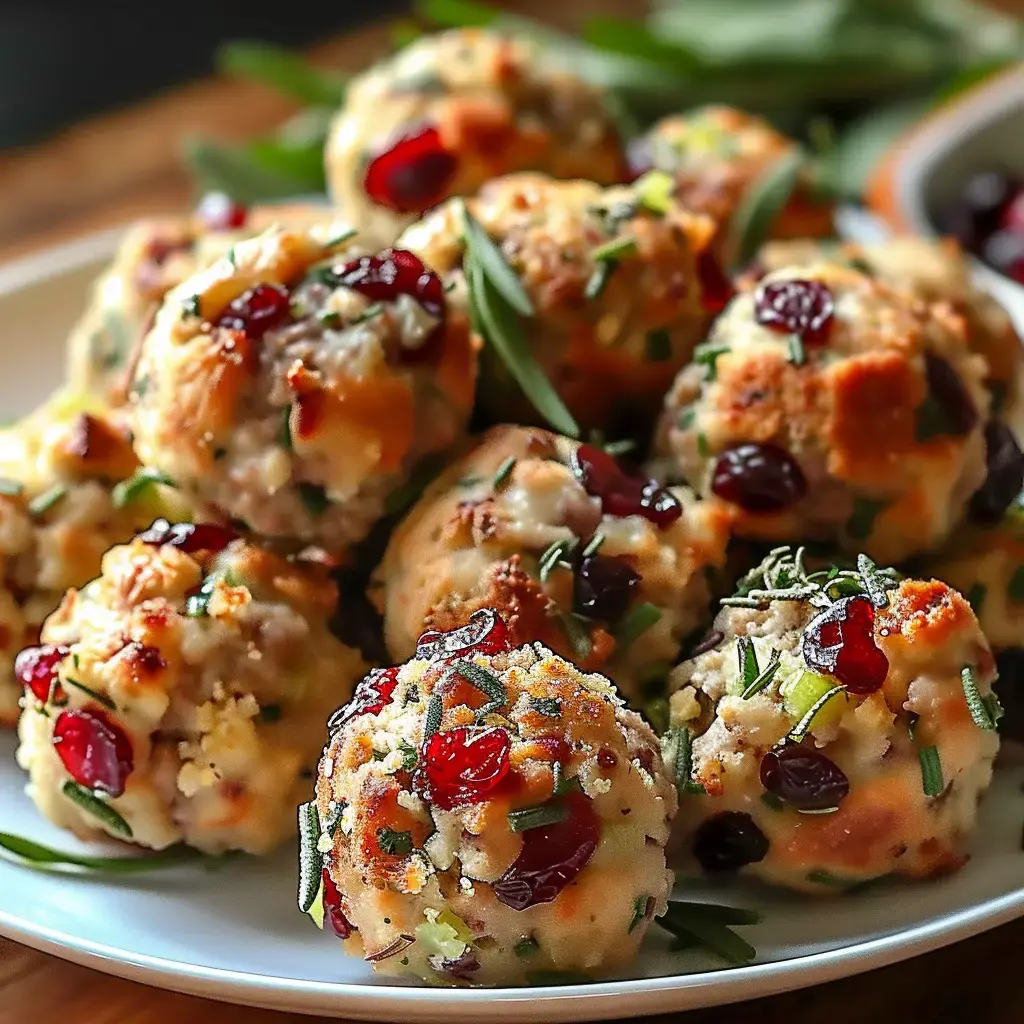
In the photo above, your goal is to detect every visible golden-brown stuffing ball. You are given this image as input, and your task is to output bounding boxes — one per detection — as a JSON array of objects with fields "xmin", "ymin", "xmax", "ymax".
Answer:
[
  {"xmin": 304, "ymin": 615, "xmax": 676, "ymax": 985},
  {"xmin": 652, "ymin": 260, "xmax": 991, "ymax": 563},
  {"xmin": 16, "ymin": 524, "xmax": 365, "ymax": 853},
  {"xmin": 128, "ymin": 222, "xmax": 478, "ymax": 551},
  {"xmin": 667, "ymin": 549, "xmax": 1000, "ymax": 892},
  {"xmin": 325, "ymin": 29, "xmax": 627, "ymax": 241},
  {"xmin": 373, "ymin": 425, "xmax": 732, "ymax": 705},
  {"xmin": 398, "ymin": 172, "xmax": 723, "ymax": 432}
]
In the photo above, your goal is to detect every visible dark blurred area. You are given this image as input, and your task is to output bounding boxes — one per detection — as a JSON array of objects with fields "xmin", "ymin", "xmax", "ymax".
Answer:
[{"xmin": 0, "ymin": 2, "xmax": 408, "ymax": 149}]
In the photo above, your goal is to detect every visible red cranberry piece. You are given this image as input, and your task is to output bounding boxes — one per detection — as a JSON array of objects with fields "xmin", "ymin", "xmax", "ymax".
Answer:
[
  {"xmin": 760, "ymin": 744, "xmax": 849, "ymax": 809},
  {"xmin": 215, "ymin": 283, "xmax": 291, "ymax": 340},
  {"xmin": 53, "ymin": 708, "xmax": 133, "ymax": 796},
  {"xmin": 364, "ymin": 123, "xmax": 458, "ymax": 214},
  {"xmin": 195, "ymin": 192, "xmax": 248, "ymax": 231},
  {"xmin": 574, "ymin": 554, "xmax": 640, "ymax": 622},
  {"xmin": 970, "ymin": 420, "xmax": 1024, "ymax": 523},
  {"xmin": 139, "ymin": 520, "xmax": 238, "ymax": 554},
  {"xmin": 429, "ymin": 949, "xmax": 481, "ymax": 981},
  {"xmin": 803, "ymin": 596, "xmax": 889, "ymax": 695},
  {"xmin": 697, "ymin": 249, "xmax": 734, "ymax": 314},
  {"xmin": 693, "ymin": 811, "xmax": 769, "ymax": 872},
  {"xmin": 921, "ymin": 354, "xmax": 978, "ymax": 437},
  {"xmin": 321, "ymin": 869, "xmax": 355, "ymax": 938},
  {"xmin": 572, "ymin": 444, "xmax": 682, "ymax": 529},
  {"xmin": 328, "ymin": 667, "xmax": 400, "ymax": 732},
  {"xmin": 711, "ymin": 443, "xmax": 807, "ymax": 512},
  {"xmin": 415, "ymin": 608, "xmax": 512, "ymax": 662},
  {"xmin": 493, "ymin": 793, "xmax": 601, "ymax": 910},
  {"xmin": 754, "ymin": 279, "xmax": 834, "ymax": 345},
  {"xmin": 419, "ymin": 726, "xmax": 511, "ymax": 810},
  {"xmin": 15, "ymin": 644, "xmax": 69, "ymax": 703}
]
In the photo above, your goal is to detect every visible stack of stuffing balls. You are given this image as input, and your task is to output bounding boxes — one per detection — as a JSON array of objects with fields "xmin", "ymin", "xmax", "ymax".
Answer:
[{"xmin": 6, "ymin": 27, "xmax": 1023, "ymax": 988}]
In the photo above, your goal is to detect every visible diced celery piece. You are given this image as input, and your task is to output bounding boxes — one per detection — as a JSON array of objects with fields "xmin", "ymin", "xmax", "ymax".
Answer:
[{"xmin": 782, "ymin": 669, "xmax": 846, "ymax": 731}]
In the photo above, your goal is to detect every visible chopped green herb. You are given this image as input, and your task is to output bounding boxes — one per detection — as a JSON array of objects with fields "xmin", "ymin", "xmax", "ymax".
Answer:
[
  {"xmin": 226, "ymin": 247, "xmax": 237, "ymax": 268},
  {"xmin": 454, "ymin": 660, "xmax": 507, "ymax": 708},
  {"xmin": 1009, "ymin": 566, "xmax": 1024, "ymax": 604},
  {"xmin": 259, "ymin": 704, "xmax": 282, "ymax": 723},
  {"xmin": 297, "ymin": 801, "xmax": 323, "ymax": 913},
  {"xmin": 182, "ymin": 294, "xmax": 203, "ymax": 318},
  {"xmin": 961, "ymin": 666, "xmax": 998, "ymax": 730},
  {"xmin": 629, "ymin": 895, "xmax": 652, "ymax": 933},
  {"xmin": 278, "ymin": 405, "xmax": 293, "ymax": 449},
  {"xmin": 216, "ymin": 39, "xmax": 345, "ymax": 107},
  {"xmin": 111, "ymin": 468, "xmax": 175, "ymax": 509},
  {"xmin": 370, "ymin": 749, "xmax": 388, "ymax": 761},
  {"xmin": 377, "ymin": 827, "xmax": 413, "ymax": 856},
  {"xmin": 327, "ymin": 227, "xmax": 358, "ymax": 248},
  {"xmin": 655, "ymin": 901, "xmax": 758, "ymax": 966},
  {"xmin": 0, "ymin": 833, "xmax": 204, "ymax": 874},
  {"xmin": 846, "ymin": 498, "xmax": 887, "ymax": 542},
  {"xmin": 741, "ymin": 648, "xmax": 781, "ymax": 700},
  {"xmin": 726, "ymin": 147, "xmax": 804, "ymax": 270},
  {"xmin": 493, "ymin": 456, "xmax": 517, "ymax": 489},
  {"xmin": 456, "ymin": 474, "xmax": 484, "ymax": 488},
  {"xmin": 538, "ymin": 538, "xmax": 577, "ymax": 584},
  {"xmin": 61, "ymin": 781, "xmax": 132, "ymax": 838},
  {"xmin": 736, "ymin": 636, "xmax": 759, "ymax": 693},
  {"xmin": 907, "ymin": 712, "xmax": 920, "ymax": 741},
  {"xmin": 557, "ymin": 612, "xmax": 593, "ymax": 660},
  {"xmin": 584, "ymin": 260, "xmax": 615, "ymax": 300},
  {"xmin": 591, "ymin": 235, "xmax": 638, "ymax": 263},
  {"xmin": 296, "ymin": 482, "xmax": 330, "ymax": 516},
  {"xmin": 645, "ymin": 329, "xmax": 672, "ymax": 362},
  {"xmin": 633, "ymin": 170, "xmax": 675, "ymax": 215},
  {"xmin": 806, "ymin": 868, "xmax": 857, "ymax": 888},
  {"xmin": 508, "ymin": 800, "xmax": 569, "ymax": 833},
  {"xmin": 918, "ymin": 745, "xmax": 944, "ymax": 797},
  {"xmin": 63, "ymin": 678, "xmax": 116, "ymax": 711},
  {"xmin": 0, "ymin": 478, "xmax": 23, "ymax": 496},
  {"xmin": 788, "ymin": 684, "xmax": 845, "ymax": 742},
  {"xmin": 643, "ymin": 696, "xmax": 670, "ymax": 734},
  {"xmin": 677, "ymin": 407, "xmax": 695, "ymax": 430},
  {"xmin": 514, "ymin": 936, "xmax": 540, "ymax": 959},
  {"xmin": 966, "ymin": 583, "xmax": 987, "ymax": 614},
  {"xmin": 615, "ymin": 602, "xmax": 661, "ymax": 650},
  {"xmin": 787, "ymin": 333, "xmax": 805, "ymax": 366},
  {"xmin": 582, "ymin": 532, "xmax": 605, "ymax": 558},
  {"xmin": 28, "ymin": 485, "xmax": 67, "ymax": 519},
  {"xmin": 185, "ymin": 573, "xmax": 221, "ymax": 618},
  {"xmin": 552, "ymin": 760, "xmax": 582, "ymax": 797},
  {"xmin": 693, "ymin": 343, "xmax": 728, "ymax": 381},
  {"xmin": 317, "ymin": 309, "xmax": 343, "ymax": 327},
  {"xmin": 663, "ymin": 727, "xmax": 704, "ymax": 795},
  {"xmin": 530, "ymin": 697, "xmax": 561, "ymax": 717},
  {"xmin": 602, "ymin": 439, "xmax": 635, "ymax": 458},
  {"xmin": 397, "ymin": 742, "xmax": 419, "ymax": 771},
  {"xmin": 352, "ymin": 302, "xmax": 384, "ymax": 325}
]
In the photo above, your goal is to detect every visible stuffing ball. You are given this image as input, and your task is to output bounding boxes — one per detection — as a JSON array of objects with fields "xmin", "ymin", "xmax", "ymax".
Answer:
[
  {"xmin": 666, "ymin": 548, "xmax": 1001, "ymax": 893},
  {"xmin": 325, "ymin": 29, "xmax": 627, "ymax": 242},
  {"xmin": 627, "ymin": 106, "xmax": 834, "ymax": 261},
  {"xmin": 66, "ymin": 199, "xmax": 324, "ymax": 404},
  {"xmin": 0, "ymin": 394, "xmax": 186, "ymax": 727},
  {"xmin": 16, "ymin": 524, "xmax": 366, "ymax": 853},
  {"xmin": 750, "ymin": 236, "xmax": 1024, "ymax": 423},
  {"xmin": 373, "ymin": 425, "xmax": 731, "ymax": 706},
  {"xmin": 128, "ymin": 222, "xmax": 478, "ymax": 551},
  {"xmin": 304, "ymin": 612, "xmax": 677, "ymax": 985},
  {"xmin": 652, "ymin": 260, "xmax": 991, "ymax": 563},
  {"xmin": 398, "ymin": 172, "xmax": 724, "ymax": 431}
]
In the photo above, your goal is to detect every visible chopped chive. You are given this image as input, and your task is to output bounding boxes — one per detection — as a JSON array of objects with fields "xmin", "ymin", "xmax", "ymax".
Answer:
[
  {"xmin": 182, "ymin": 294, "xmax": 202, "ymax": 318},
  {"xmin": 530, "ymin": 697, "xmax": 561, "ymax": 717},
  {"xmin": 317, "ymin": 309, "xmax": 343, "ymax": 327},
  {"xmin": 557, "ymin": 612, "xmax": 593, "ymax": 660},
  {"xmin": 493, "ymin": 456, "xmax": 517, "ymax": 490},
  {"xmin": 278, "ymin": 405, "xmax": 293, "ymax": 449},
  {"xmin": 514, "ymin": 936, "xmax": 540, "ymax": 958},
  {"xmin": 961, "ymin": 666, "xmax": 998, "ymax": 730},
  {"xmin": 633, "ymin": 170, "xmax": 675, "ymax": 215},
  {"xmin": 602, "ymin": 439, "xmax": 635, "ymax": 457},
  {"xmin": 741, "ymin": 648, "xmax": 781, "ymax": 700},
  {"xmin": 508, "ymin": 800, "xmax": 569, "ymax": 833},
  {"xmin": 582, "ymin": 532, "xmax": 605, "ymax": 557},
  {"xmin": 397, "ymin": 741, "xmax": 419, "ymax": 771},
  {"xmin": 918, "ymin": 745, "xmax": 944, "ymax": 797},
  {"xmin": 538, "ymin": 538, "xmax": 576, "ymax": 583},
  {"xmin": 454, "ymin": 660, "xmax": 507, "ymax": 708},
  {"xmin": 788, "ymin": 685, "xmax": 845, "ymax": 742},
  {"xmin": 655, "ymin": 902, "xmax": 758, "ymax": 965},
  {"xmin": 0, "ymin": 833, "xmax": 205, "ymax": 874},
  {"xmin": 352, "ymin": 302, "xmax": 384, "ymax": 325},
  {"xmin": 591, "ymin": 235, "xmax": 638, "ymax": 262},
  {"xmin": 377, "ymin": 827, "xmax": 413, "ymax": 856},
  {"xmin": 663, "ymin": 727, "xmax": 704, "ymax": 794},
  {"xmin": 645, "ymin": 329, "xmax": 672, "ymax": 362},
  {"xmin": 1009, "ymin": 566, "xmax": 1024, "ymax": 604},
  {"xmin": 63, "ymin": 678, "xmax": 116, "ymax": 711},
  {"xmin": 965, "ymin": 583, "xmax": 987, "ymax": 614},
  {"xmin": 0, "ymin": 478, "xmax": 23, "ymax": 496},
  {"xmin": 226, "ymin": 247, "xmax": 237, "ymax": 268},
  {"xmin": 629, "ymin": 895, "xmax": 652, "ymax": 933},
  {"xmin": 696, "ymin": 432, "xmax": 710, "ymax": 457},
  {"xmin": 787, "ymin": 334, "xmax": 805, "ymax": 366},
  {"xmin": 111, "ymin": 468, "xmax": 175, "ymax": 508},
  {"xmin": 327, "ymin": 227, "xmax": 358, "ymax": 248},
  {"xmin": 797, "ymin": 806, "xmax": 839, "ymax": 815},
  {"xmin": 297, "ymin": 801, "xmax": 323, "ymax": 912},
  {"xmin": 552, "ymin": 760, "xmax": 582, "ymax": 797},
  {"xmin": 61, "ymin": 781, "xmax": 132, "ymax": 838},
  {"xmin": 28, "ymin": 485, "xmax": 67, "ymax": 518},
  {"xmin": 584, "ymin": 260, "xmax": 615, "ymax": 300},
  {"xmin": 423, "ymin": 693, "xmax": 444, "ymax": 739},
  {"xmin": 693, "ymin": 343, "xmax": 728, "ymax": 381},
  {"xmin": 736, "ymin": 637, "xmax": 759, "ymax": 693},
  {"xmin": 615, "ymin": 602, "xmax": 661, "ymax": 650},
  {"xmin": 296, "ymin": 482, "xmax": 330, "ymax": 516}
]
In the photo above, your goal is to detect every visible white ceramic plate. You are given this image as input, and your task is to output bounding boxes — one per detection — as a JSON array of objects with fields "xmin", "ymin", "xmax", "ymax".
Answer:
[{"xmin": 2, "ymin": 230, "xmax": 1024, "ymax": 1023}]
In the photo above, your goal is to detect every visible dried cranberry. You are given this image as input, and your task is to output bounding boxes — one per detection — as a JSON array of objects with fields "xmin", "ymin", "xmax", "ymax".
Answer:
[
  {"xmin": 711, "ymin": 443, "xmax": 807, "ymax": 512},
  {"xmin": 697, "ymin": 249, "xmax": 734, "ymax": 314},
  {"xmin": 139, "ymin": 520, "xmax": 237, "ymax": 554},
  {"xmin": 802, "ymin": 596, "xmax": 889, "ymax": 695},
  {"xmin": 760, "ymin": 744, "xmax": 849, "ymax": 809},
  {"xmin": 493, "ymin": 793, "xmax": 601, "ymax": 910},
  {"xmin": 428, "ymin": 949, "xmax": 481, "ymax": 981},
  {"xmin": 693, "ymin": 811, "xmax": 769, "ymax": 872},
  {"xmin": 754, "ymin": 279, "xmax": 834, "ymax": 345},
  {"xmin": 15, "ymin": 644, "xmax": 69, "ymax": 703},
  {"xmin": 195, "ymin": 192, "xmax": 247, "ymax": 231},
  {"xmin": 214, "ymin": 283, "xmax": 291, "ymax": 340},
  {"xmin": 419, "ymin": 726, "xmax": 511, "ymax": 810},
  {"xmin": 415, "ymin": 608, "xmax": 512, "ymax": 662},
  {"xmin": 321, "ymin": 869, "xmax": 354, "ymax": 939},
  {"xmin": 572, "ymin": 444, "xmax": 682, "ymax": 529},
  {"xmin": 920, "ymin": 354, "xmax": 978, "ymax": 438},
  {"xmin": 364, "ymin": 123, "xmax": 458, "ymax": 214},
  {"xmin": 328, "ymin": 667, "xmax": 399, "ymax": 731},
  {"xmin": 53, "ymin": 708, "xmax": 133, "ymax": 796},
  {"xmin": 574, "ymin": 554, "xmax": 640, "ymax": 622},
  {"xmin": 970, "ymin": 420, "xmax": 1024, "ymax": 523}
]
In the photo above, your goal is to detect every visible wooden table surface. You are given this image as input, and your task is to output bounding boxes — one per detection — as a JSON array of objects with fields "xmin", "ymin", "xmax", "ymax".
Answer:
[{"xmin": 2, "ymin": 2, "xmax": 1024, "ymax": 1021}]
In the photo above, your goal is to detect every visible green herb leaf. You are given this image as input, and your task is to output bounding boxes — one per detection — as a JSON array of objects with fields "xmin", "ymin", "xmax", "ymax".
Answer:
[
  {"xmin": 741, "ymin": 648, "xmax": 782, "ymax": 700},
  {"xmin": 584, "ymin": 260, "xmax": 615, "ymax": 300},
  {"xmin": 633, "ymin": 170, "xmax": 676, "ymax": 215},
  {"xmin": 736, "ymin": 636, "xmax": 760, "ymax": 693},
  {"xmin": 727, "ymin": 148, "xmax": 804, "ymax": 270},
  {"xmin": 296, "ymin": 482, "xmax": 330, "ymax": 516},
  {"xmin": 277, "ymin": 405, "xmax": 293, "ymax": 450},
  {"xmin": 961, "ymin": 665, "xmax": 998, "ymax": 730},
  {"xmin": 27, "ymin": 485, "xmax": 67, "ymax": 519},
  {"xmin": 493, "ymin": 456, "xmax": 517, "ymax": 490},
  {"xmin": 454, "ymin": 660, "xmax": 507, "ymax": 708},
  {"xmin": 656, "ymin": 901, "xmax": 758, "ymax": 965},
  {"xmin": 0, "ymin": 833, "xmax": 204, "ymax": 874},
  {"xmin": 424, "ymin": 693, "xmax": 444, "ymax": 739},
  {"xmin": 508, "ymin": 800, "xmax": 569, "ymax": 833},
  {"xmin": 377, "ymin": 827, "xmax": 413, "ymax": 856},
  {"xmin": 693, "ymin": 343, "xmax": 728, "ymax": 381},
  {"xmin": 460, "ymin": 202, "xmax": 534, "ymax": 317},
  {"xmin": 112, "ymin": 468, "xmax": 175, "ymax": 509},
  {"xmin": 645, "ymin": 328, "xmax": 673, "ymax": 362},
  {"xmin": 61, "ymin": 781, "xmax": 132, "ymax": 838},
  {"xmin": 297, "ymin": 801, "xmax": 323, "ymax": 913},
  {"xmin": 788, "ymin": 684, "xmax": 845, "ymax": 742},
  {"xmin": 615, "ymin": 602, "xmax": 662, "ymax": 650},
  {"xmin": 216, "ymin": 40, "xmax": 345, "ymax": 107},
  {"xmin": 787, "ymin": 333, "xmax": 805, "ymax": 366},
  {"xmin": 918, "ymin": 744, "xmax": 944, "ymax": 798},
  {"xmin": 63, "ymin": 678, "xmax": 116, "ymax": 711},
  {"xmin": 663, "ymin": 726, "xmax": 704, "ymax": 794},
  {"xmin": 552, "ymin": 760, "xmax": 582, "ymax": 797},
  {"xmin": 582, "ymin": 532, "xmax": 605, "ymax": 557},
  {"xmin": 629, "ymin": 895, "xmax": 652, "ymax": 933},
  {"xmin": 0, "ymin": 478, "xmax": 24, "ymax": 496},
  {"xmin": 556, "ymin": 612, "xmax": 593, "ymax": 660},
  {"xmin": 184, "ymin": 138, "xmax": 312, "ymax": 205},
  {"xmin": 538, "ymin": 538, "xmax": 577, "ymax": 584},
  {"xmin": 591, "ymin": 235, "xmax": 638, "ymax": 262}
]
